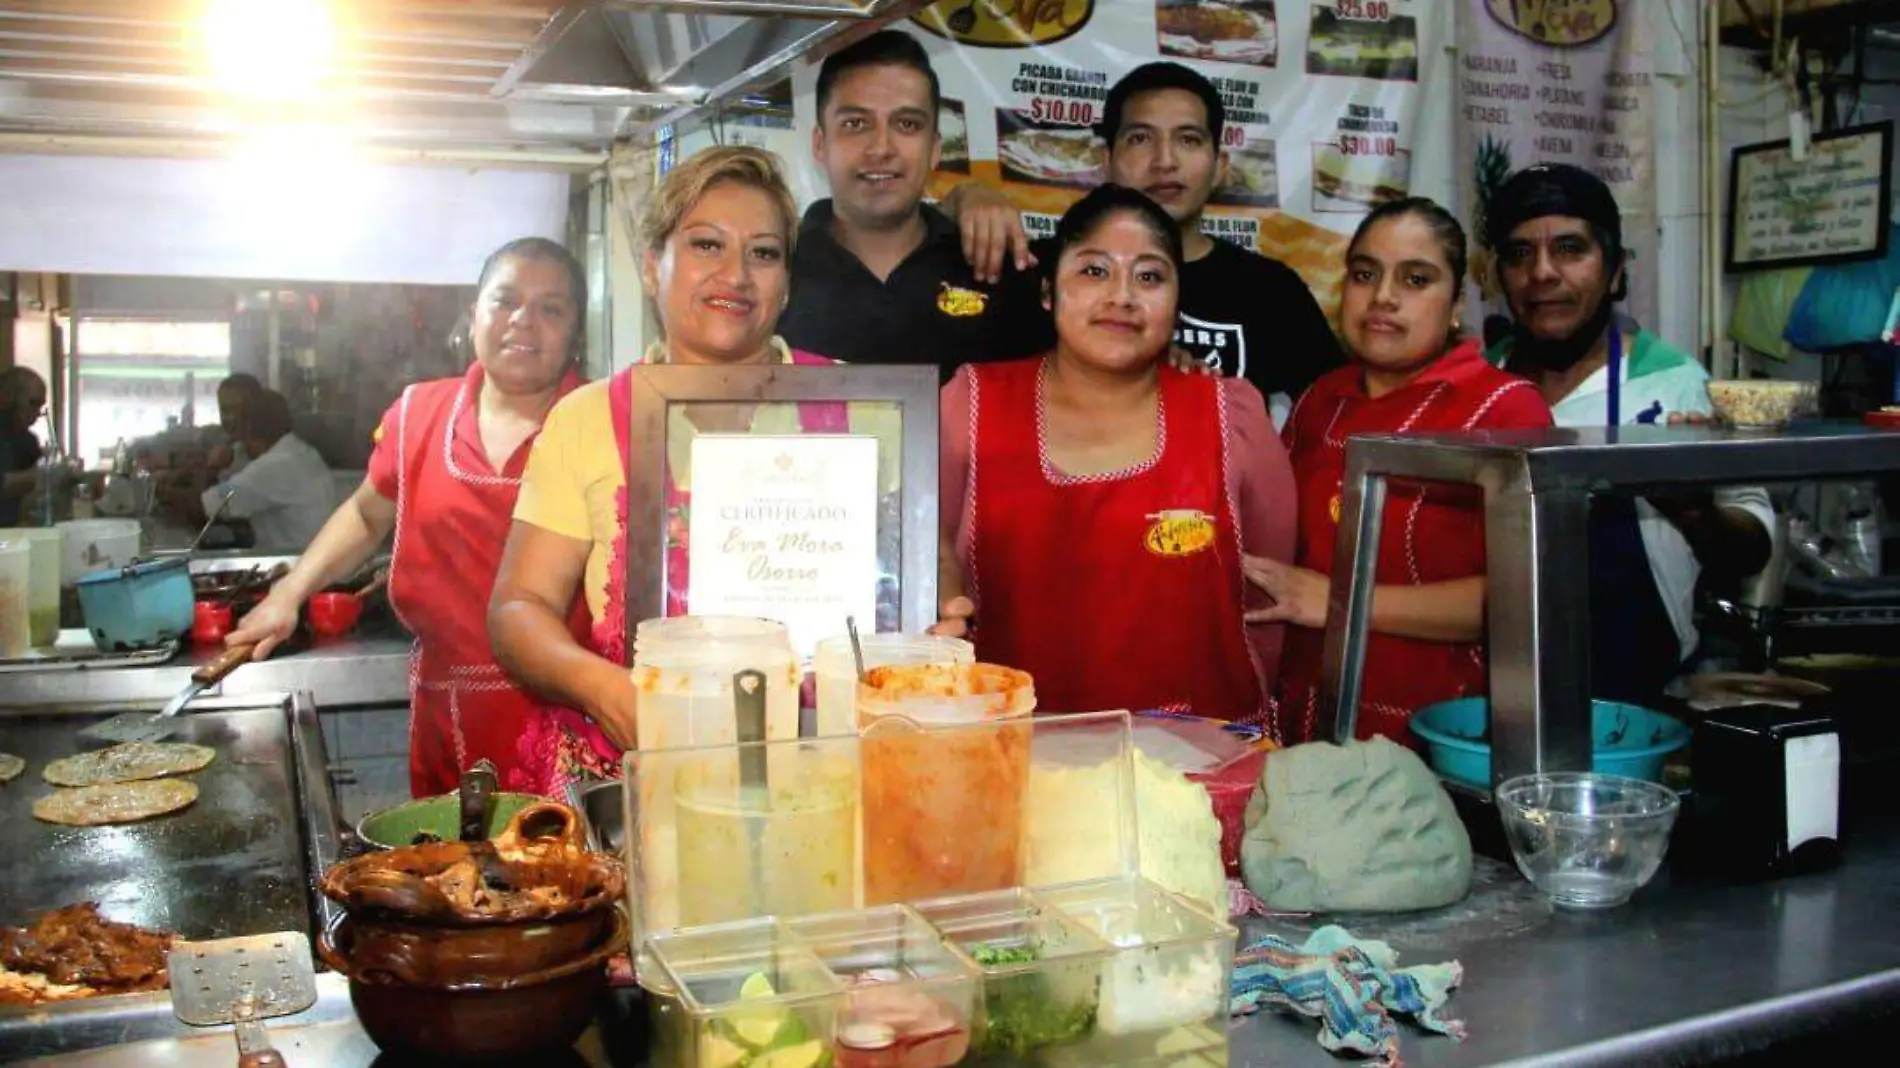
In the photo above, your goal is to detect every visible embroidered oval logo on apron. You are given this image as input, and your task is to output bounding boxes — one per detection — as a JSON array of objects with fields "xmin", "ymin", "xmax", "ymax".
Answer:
[
  {"xmin": 936, "ymin": 283, "xmax": 989, "ymax": 317},
  {"xmin": 1144, "ymin": 509, "xmax": 1217, "ymax": 557}
]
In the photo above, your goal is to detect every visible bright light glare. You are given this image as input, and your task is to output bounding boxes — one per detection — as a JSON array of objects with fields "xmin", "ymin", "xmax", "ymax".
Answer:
[
  {"xmin": 201, "ymin": 0, "xmax": 338, "ymax": 101},
  {"xmin": 228, "ymin": 122, "xmax": 368, "ymax": 253}
]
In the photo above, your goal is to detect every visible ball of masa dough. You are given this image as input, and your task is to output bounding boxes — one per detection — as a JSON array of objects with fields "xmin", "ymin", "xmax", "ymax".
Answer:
[{"xmin": 1240, "ymin": 736, "xmax": 1472, "ymax": 912}]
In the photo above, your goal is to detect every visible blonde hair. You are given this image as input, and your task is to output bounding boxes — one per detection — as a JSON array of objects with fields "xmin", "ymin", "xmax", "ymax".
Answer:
[{"xmin": 640, "ymin": 145, "xmax": 800, "ymax": 255}]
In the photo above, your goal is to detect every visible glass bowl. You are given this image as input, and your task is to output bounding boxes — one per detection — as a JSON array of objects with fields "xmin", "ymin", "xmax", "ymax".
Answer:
[
  {"xmin": 1495, "ymin": 772, "xmax": 1681, "ymax": 909},
  {"xmin": 1706, "ymin": 379, "xmax": 1816, "ymax": 429}
]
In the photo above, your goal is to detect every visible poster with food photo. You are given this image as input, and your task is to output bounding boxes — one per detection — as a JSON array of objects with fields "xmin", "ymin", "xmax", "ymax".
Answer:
[
  {"xmin": 1311, "ymin": 142, "xmax": 1410, "ymax": 211},
  {"xmin": 938, "ymin": 98, "xmax": 970, "ymax": 174},
  {"xmin": 996, "ymin": 108, "xmax": 1106, "ymax": 189},
  {"xmin": 1211, "ymin": 140, "xmax": 1279, "ymax": 208},
  {"xmin": 1157, "ymin": 0, "xmax": 1278, "ymax": 69},
  {"xmin": 1306, "ymin": 7, "xmax": 1419, "ymax": 81}
]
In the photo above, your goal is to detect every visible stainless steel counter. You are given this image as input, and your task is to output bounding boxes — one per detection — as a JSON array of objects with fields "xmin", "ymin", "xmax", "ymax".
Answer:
[
  {"xmin": 1229, "ymin": 821, "xmax": 1900, "ymax": 1066},
  {"xmin": 0, "ymin": 631, "xmax": 412, "ymax": 710},
  {"xmin": 18, "ymin": 825, "xmax": 1900, "ymax": 1066}
]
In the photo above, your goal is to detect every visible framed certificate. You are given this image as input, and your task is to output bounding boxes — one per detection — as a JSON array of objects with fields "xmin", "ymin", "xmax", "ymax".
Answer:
[
  {"xmin": 622, "ymin": 364, "xmax": 940, "ymax": 661},
  {"xmin": 1726, "ymin": 120, "xmax": 1893, "ymax": 272}
]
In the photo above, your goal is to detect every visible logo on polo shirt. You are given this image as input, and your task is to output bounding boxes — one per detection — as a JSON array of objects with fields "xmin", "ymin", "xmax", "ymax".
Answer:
[
  {"xmin": 937, "ymin": 283, "xmax": 988, "ymax": 317},
  {"xmin": 1145, "ymin": 509, "xmax": 1217, "ymax": 557}
]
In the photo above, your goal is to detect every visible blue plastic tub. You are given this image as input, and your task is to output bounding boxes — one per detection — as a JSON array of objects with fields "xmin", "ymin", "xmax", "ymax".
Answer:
[
  {"xmin": 76, "ymin": 557, "xmax": 194, "ymax": 651},
  {"xmin": 1409, "ymin": 697, "xmax": 1690, "ymax": 790}
]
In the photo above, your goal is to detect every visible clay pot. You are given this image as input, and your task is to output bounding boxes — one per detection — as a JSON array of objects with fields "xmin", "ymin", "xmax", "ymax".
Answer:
[
  {"xmin": 321, "ymin": 801, "xmax": 625, "ymax": 925},
  {"xmin": 319, "ymin": 906, "xmax": 625, "ymax": 1062},
  {"xmin": 329, "ymin": 909, "xmax": 614, "ymax": 988}
]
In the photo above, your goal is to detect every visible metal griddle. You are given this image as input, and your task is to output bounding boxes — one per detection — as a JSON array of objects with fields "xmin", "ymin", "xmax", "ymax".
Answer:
[{"xmin": 0, "ymin": 704, "xmax": 314, "ymax": 941}]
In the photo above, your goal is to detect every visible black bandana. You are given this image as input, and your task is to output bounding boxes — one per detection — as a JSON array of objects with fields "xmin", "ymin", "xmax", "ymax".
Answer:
[{"xmin": 1487, "ymin": 164, "xmax": 1627, "ymax": 372}]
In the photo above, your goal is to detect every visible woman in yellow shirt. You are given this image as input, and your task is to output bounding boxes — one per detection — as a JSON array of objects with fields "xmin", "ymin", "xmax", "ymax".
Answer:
[{"xmin": 490, "ymin": 146, "xmax": 852, "ymax": 795}]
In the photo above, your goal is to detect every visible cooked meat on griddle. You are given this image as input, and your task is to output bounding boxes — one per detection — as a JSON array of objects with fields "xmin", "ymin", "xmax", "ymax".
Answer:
[{"xmin": 0, "ymin": 903, "xmax": 176, "ymax": 992}]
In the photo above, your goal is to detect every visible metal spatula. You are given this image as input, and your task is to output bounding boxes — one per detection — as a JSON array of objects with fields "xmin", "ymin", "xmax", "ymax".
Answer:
[
  {"xmin": 168, "ymin": 931, "xmax": 318, "ymax": 1068},
  {"xmin": 78, "ymin": 642, "xmax": 257, "ymax": 747}
]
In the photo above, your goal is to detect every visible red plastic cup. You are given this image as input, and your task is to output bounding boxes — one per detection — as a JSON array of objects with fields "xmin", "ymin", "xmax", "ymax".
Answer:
[
  {"xmin": 307, "ymin": 592, "xmax": 362, "ymax": 639},
  {"xmin": 192, "ymin": 601, "xmax": 232, "ymax": 645}
]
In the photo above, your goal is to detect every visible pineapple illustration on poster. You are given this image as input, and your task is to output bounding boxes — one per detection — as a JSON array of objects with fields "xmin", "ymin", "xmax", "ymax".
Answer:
[
  {"xmin": 790, "ymin": 1, "xmax": 1440, "ymax": 323},
  {"xmin": 1455, "ymin": 0, "xmax": 1658, "ymax": 331}
]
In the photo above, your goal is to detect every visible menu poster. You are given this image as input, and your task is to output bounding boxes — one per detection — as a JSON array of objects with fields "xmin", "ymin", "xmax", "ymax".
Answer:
[
  {"xmin": 1454, "ymin": 0, "xmax": 1659, "ymax": 331},
  {"xmin": 686, "ymin": 434, "xmax": 880, "ymax": 660},
  {"xmin": 1726, "ymin": 122, "xmax": 1894, "ymax": 272},
  {"xmin": 790, "ymin": 0, "xmax": 1440, "ymax": 321}
]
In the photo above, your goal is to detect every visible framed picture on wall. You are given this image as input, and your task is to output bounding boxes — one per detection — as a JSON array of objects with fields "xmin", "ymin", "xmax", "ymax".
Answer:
[{"xmin": 1726, "ymin": 120, "xmax": 1893, "ymax": 272}]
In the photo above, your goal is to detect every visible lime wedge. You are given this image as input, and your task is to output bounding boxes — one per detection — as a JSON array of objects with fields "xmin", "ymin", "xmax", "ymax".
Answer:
[
  {"xmin": 751, "ymin": 1040, "xmax": 826, "ymax": 1068},
  {"xmin": 699, "ymin": 1033, "xmax": 748, "ymax": 1068},
  {"xmin": 730, "ymin": 1008, "xmax": 785, "ymax": 1051},
  {"xmin": 739, "ymin": 972, "xmax": 777, "ymax": 1000}
]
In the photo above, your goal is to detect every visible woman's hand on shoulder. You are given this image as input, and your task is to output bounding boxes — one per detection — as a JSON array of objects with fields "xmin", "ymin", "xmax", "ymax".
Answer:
[{"xmin": 1241, "ymin": 554, "xmax": 1329, "ymax": 629}]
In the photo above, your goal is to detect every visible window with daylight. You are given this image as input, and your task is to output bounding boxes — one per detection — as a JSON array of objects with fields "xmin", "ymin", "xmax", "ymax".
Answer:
[{"xmin": 74, "ymin": 319, "xmax": 232, "ymax": 464}]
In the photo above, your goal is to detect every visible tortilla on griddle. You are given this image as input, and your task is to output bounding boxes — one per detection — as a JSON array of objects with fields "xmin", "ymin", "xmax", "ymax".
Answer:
[
  {"xmin": 42, "ymin": 742, "xmax": 215, "ymax": 787},
  {"xmin": 0, "ymin": 753, "xmax": 22, "ymax": 783},
  {"xmin": 33, "ymin": 779, "xmax": 200, "ymax": 826}
]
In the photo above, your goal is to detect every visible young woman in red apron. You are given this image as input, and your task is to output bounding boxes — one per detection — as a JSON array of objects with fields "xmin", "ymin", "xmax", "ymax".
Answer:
[
  {"xmin": 1250, "ymin": 199, "xmax": 1552, "ymax": 745},
  {"xmin": 935, "ymin": 184, "xmax": 1296, "ymax": 730},
  {"xmin": 228, "ymin": 238, "xmax": 587, "ymax": 797}
]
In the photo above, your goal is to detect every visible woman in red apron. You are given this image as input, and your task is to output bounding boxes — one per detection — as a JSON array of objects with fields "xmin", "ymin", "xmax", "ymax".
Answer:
[
  {"xmin": 228, "ymin": 237, "xmax": 587, "ymax": 797},
  {"xmin": 934, "ymin": 185, "xmax": 1296, "ymax": 731},
  {"xmin": 1250, "ymin": 198, "xmax": 1552, "ymax": 746},
  {"xmin": 489, "ymin": 147, "xmax": 850, "ymax": 797}
]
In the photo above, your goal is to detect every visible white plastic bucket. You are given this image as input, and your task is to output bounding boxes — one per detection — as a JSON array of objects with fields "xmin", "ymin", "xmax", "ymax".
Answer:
[{"xmin": 57, "ymin": 518, "xmax": 141, "ymax": 587}]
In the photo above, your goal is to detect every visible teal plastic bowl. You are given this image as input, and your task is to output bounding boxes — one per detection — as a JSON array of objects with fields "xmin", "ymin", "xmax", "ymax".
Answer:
[
  {"xmin": 75, "ymin": 557, "xmax": 194, "ymax": 651},
  {"xmin": 1409, "ymin": 698, "xmax": 1690, "ymax": 790}
]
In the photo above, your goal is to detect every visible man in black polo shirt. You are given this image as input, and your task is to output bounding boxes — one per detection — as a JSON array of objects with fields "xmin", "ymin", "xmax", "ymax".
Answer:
[
  {"xmin": 946, "ymin": 62, "xmax": 1344, "ymax": 417},
  {"xmin": 779, "ymin": 31, "xmax": 1047, "ymax": 381}
]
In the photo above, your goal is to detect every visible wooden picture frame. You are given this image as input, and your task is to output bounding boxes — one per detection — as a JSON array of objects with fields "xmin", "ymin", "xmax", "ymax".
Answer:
[
  {"xmin": 621, "ymin": 364, "xmax": 940, "ymax": 660},
  {"xmin": 1726, "ymin": 120, "xmax": 1893, "ymax": 273}
]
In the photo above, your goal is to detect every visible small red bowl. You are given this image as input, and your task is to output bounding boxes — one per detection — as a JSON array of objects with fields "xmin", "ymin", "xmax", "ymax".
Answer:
[
  {"xmin": 191, "ymin": 601, "xmax": 233, "ymax": 645},
  {"xmin": 308, "ymin": 592, "xmax": 363, "ymax": 639}
]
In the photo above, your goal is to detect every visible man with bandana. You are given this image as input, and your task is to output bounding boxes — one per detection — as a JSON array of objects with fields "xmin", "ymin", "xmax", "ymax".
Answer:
[{"xmin": 1485, "ymin": 163, "xmax": 1774, "ymax": 707}]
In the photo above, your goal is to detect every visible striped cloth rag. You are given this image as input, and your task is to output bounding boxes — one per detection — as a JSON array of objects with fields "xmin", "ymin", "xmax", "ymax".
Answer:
[{"xmin": 1230, "ymin": 925, "xmax": 1465, "ymax": 1067}]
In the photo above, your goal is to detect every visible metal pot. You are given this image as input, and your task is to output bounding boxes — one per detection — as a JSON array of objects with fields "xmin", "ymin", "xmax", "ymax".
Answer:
[{"xmin": 579, "ymin": 779, "xmax": 626, "ymax": 857}]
